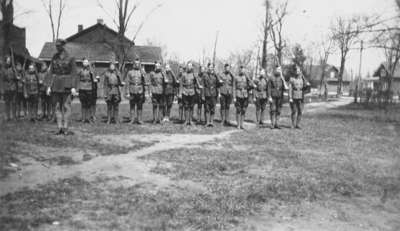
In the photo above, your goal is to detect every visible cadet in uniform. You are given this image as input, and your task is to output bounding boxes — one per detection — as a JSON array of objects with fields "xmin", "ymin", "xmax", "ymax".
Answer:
[
  {"xmin": 77, "ymin": 58, "xmax": 95, "ymax": 123},
  {"xmin": 15, "ymin": 63, "xmax": 26, "ymax": 119},
  {"xmin": 150, "ymin": 62, "xmax": 165, "ymax": 124},
  {"xmin": 267, "ymin": 66, "xmax": 287, "ymax": 129},
  {"xmin": 46, "ymin": 39, "xmax": 78, "ymax": 135},
  {"xmin": 203, "ymin": 63, "xmax": 220, "ymax": 127},
  {"xmin": 125, "ymin": 59, "xmax": 146, "ymax": 124},
  {"xmin": 195, "ymin": 65, "xmax": 206, "ymax": 124},
  {"xmin": 103, "ymin": 62, "xmax": 122, "ymax": 124},
  {"xmin": 176, "ymin": 66, "xmax": 184, "ymax": 122},
  {"xmin": 38, "ymin": 62, "xmax": 51, "ymax": 120},
  {"xmin": 289, "ymin": 65, "xmax": 310, "ymax": 129},
  {"xmin": 253, "ymin": 69, "xmax": 268, "ymax": 126},
  {"xmin": 233, "ymin": 66, "xmax": 253, "ymax": 129},
  {"xmin": 180, "ymin": 62, "xmax": 202, "ymax": 126},
  {"xmin": 163, "ymin": 64, "xmax": 177, "ymax": 122},
  {"xmin": 1, "ymin": 56, "xmax": 17, "ymax": 121},
  {"xmin": 219, "ymin": 63, "xmax": 234, "ymax": 126},
  {"xmin": 24, "ymin": 64, "xmax": 39, "ymax": 122},
  {"xmin": 90, "ymin": 65, "xmax": 100, "ymax": 123}
]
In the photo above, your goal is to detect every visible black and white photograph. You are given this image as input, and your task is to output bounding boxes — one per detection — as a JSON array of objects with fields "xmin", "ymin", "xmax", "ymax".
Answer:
[{"xmin": 0, "ymin": 0, "xmax": 400, "ymax": 230}]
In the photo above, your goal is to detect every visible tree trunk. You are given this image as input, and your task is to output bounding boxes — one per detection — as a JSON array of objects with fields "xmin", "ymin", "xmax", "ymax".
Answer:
[{"xmin": 337, "ymin": 57, "xmax": 346, "ymax": 96}]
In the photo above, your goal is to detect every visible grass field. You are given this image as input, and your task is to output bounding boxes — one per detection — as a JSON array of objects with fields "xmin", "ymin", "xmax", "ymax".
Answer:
[{"xmin": 0, "ymin": 99, "xmax": 399, "ymax": 230}]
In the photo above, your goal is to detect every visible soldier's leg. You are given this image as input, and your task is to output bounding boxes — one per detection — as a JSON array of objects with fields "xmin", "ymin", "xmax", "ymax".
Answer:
[
  {"xmin": 158, "ymin": 95, "xmax": 164, "ymax": 122},
  {"xmin": 275, "ymin": 98, "xmax": 282, "ymax": 129},
  {"xmin": 129, "ymin": 97, "xmax": 136, "ymax": 124},
  {"xmin": 296, "ymin": 100, "xmax": 304, "ymax": 128},
  {"xmin": 106, "ymin": 100, "xmax": 112, "ymax": 124},
  {"xmin": 269, "ymin": 100, "xmax": 275, "ymax": 129},
  {"xmin": 137, "ymin": 95, "xmax": 144, "ymax": 124},
  {"xmin": 290, "ymin": 101, "xmax": 296, "ymax": 128},
  {"xmin": 189, "ymin": 96, "xmax": 194, "ymax": 125},
  {"xmin": 210, "ymin": 97, "xmax": 216, "ymax": 126},
  {"xmin": 113, "ymin": 102, "xmax": 120, "ymax": 124},
  {"xmin": 241, "ymin": 98, "xmax": 248, "ymax": 129},
  {"xmin": 167, "ymin": 95, "xmax": 173, "ymax": 121},
  {"xmin": 54, "ymin": 93, "xmax": 64, "ymax": 134},
  {"xmin": 4, "ymin": 92, "xmax": 11, "ymax": 120},
  {"xmin": 255, "ymin": 98, "xmax": 261, "ymax": 125},
  {"xmin": 220, "ymin": 95, "xmax": 225, "ymax": 124},
  {"xmin": 225, "ymin": 95, "xmax": 232, "ymax": 125},
  {"xmin": 260, "ymin": 99, "xmax": 266, "ymax": 125},
  {"xmin": 63, "ymin": 93, "xmax": 72, "ymax": 133},
  {"xmin": 235, "ymin": 98, "xmax": 241, "ymax": 129}
]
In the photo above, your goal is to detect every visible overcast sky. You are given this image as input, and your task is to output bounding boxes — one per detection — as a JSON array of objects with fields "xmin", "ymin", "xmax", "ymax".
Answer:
[{"xmin": 7, "ymin": 0, "xmax": 399, "ymax": 75}]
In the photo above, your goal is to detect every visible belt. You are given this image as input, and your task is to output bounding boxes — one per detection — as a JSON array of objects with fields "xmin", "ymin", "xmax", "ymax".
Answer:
[{"xmin": 130, "ymin": 83, "xmax": 142, "ymax": 86}]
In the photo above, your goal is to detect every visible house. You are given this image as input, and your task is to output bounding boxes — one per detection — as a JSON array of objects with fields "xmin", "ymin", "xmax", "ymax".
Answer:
[
  {"xmin": 38, "ymin": 19, "xmax": 162, "ymax": 72},
  {"xmin": 303, "ymin": 64, "xmax": 352, "ymax": 95},
  {"xmin": 38, "ymin": 19, "xmax": 162, "ymax": 97},
  {"xmin": 0, "ymin": 21, "xmax": 36, "ymax": 64},
  {"xmin": 372, "ymin": 63, "xmax": 400, "ymax": 94}
]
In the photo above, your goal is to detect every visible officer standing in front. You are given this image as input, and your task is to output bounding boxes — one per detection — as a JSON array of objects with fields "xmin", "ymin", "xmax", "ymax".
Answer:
[{"xmin": 46, "ymin": 39, "xmax": 78, "ymax": 135}]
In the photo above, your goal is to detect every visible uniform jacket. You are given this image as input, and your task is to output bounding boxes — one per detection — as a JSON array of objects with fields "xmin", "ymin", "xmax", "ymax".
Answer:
[
  {"xmin": 77, "ymin": 68, "xmax": 94, "ymax": 91},
  {"xmin": 267, "ymin": 75, "xmax": 285, "ymax": 98},
  {"xmin": 125, "ymin": 68, "xmax": 146, "ymax": 95},
  {"xmin": 103, "ymin": 70, "xmax": 122, "ymax": 98},
  {"xmin": 1, "ymin": 66, "xmax": 17, "ymax": 92},
  {"xmin": 150, "ymin": 70, "xmax": 164, "ymax": 95},
  {"xmin": 180, "ymin": 71, "xmax": 200, "ymax": 96},
  {"xmin": 254, "ymin": 76, "xmax": 268, "ymax": 99},
  {"xmin": 219, "ymin": 71, "xmax": 234, "ymax": 95},
  {"xmin": 15, "ymin": 70, "xmax": 25, "ymax": 93},
  {"xmin": 24, "ymin": 71, "xmax": 40, "ymax": 95},
  {"xmin": 164, "ymin": 70, "xmax": 177, "ymax": 95},
  {"xmin": 233, "ymin": 74, "xmax": 252, "ymax": 98},
  {"xmin": 48, "ymin": 50, "xmax": 78, "ymax": 92},
  {"xmin": 289, "ymin": 75, "xmax": 310, "ymax": 100},
  {"xmin": 37, "ymin": 70, "xmax": 48, "ymax": 92},
  {"xmin": 202, "ymin": 72, "xmax": 220, "ymax": 97}
]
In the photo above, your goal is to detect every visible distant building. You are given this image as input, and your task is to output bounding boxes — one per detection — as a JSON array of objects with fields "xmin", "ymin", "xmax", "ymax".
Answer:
[
  {"xmin": 38, "ymin": 19, "xmax": 162, "ymax": 97},
  {"xmin": 372, "ymin": 63, "xmax": 400, "ymax": 94},
  {"xmin": 38, "ymin": 19, "xmax": 162, "ymax": 72},
  {"xmin": 0, "ymin": 21, "xmax": 36, "ymax": 64}
]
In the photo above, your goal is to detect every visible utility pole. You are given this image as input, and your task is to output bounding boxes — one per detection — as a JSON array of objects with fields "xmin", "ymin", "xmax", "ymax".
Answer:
[
  {"xmin": 355, "ymin": 40, "xmax": 364, "ymax": 103},
  {"xmin": 212, "ymin": 31, "xmax": 219, "ymax": 67}
]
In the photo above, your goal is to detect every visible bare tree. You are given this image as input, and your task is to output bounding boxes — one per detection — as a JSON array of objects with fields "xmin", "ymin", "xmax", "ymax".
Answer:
[
  {"xmin": 41, "ymin": 0, "xmax": 66, "ymax": 42},
  {"xmin": 1, "ymin": 0, "xmax": 14, "ymax": 56},
  {"xmin": 268, "ymin": 0, "xmax": 288, "ymax": 66},
  {"xmin": 97, "ymin": 0, "xmax": 162, "ymax": 72},
  {"xmin": 260, "ymin": 0, "xmax": 271, "ymax": 69},
  {"xmin": 318, "ymin": 37, "xmax": 334, "ymax": 99},
  {"xmin": 330, "ymin": 16, "xmax": 363, "ymax": 96}
]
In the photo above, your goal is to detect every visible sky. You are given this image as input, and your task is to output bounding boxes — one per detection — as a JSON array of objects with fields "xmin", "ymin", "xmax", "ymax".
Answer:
[{"xmin": 6, "ymin": 0, "xmax": 399, "ymax": 76}]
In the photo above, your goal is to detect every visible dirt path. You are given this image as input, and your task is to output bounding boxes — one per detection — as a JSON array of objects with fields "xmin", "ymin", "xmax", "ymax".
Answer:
[{"xmin": 0, "ymin": 97, "xmax": 352, "ymax": 197}]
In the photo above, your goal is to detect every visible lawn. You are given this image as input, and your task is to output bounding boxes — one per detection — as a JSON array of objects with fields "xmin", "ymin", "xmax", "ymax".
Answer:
[{"xmin": 0, "ymin": 100, "xmax": 399, "ymax": 230}]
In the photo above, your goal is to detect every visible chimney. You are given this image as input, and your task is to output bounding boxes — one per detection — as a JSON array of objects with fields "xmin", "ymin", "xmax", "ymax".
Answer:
[
  {"xmin": 97, "ymin": 18, "xmax": 104, "ymax": 25},
  {"xmin": 78, "ymin": 24, "xmax": 83, "ymax": 32}
]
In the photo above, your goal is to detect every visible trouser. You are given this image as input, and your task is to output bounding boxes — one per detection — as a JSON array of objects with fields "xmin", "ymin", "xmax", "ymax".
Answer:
[
  {"xmin": 178, "ymin": 97, "xmax": 183, "ymax": 121},
  {"xmin": 4, "ymin": 90, "xmax": 17, "ymax": 120},
  {"xmin": 129, "ymin": 93, "xmax": 145, "ymax": 123},
  {"xmin": 152, "ymin": 93, "xmax": 164, "ymax": 122},
  {"xmin": 163, "ymin": 94, "xmax": 174, "ymax": 118},
  {"xmin": 79, "ymin": 90, "xmax": 93, "ymax": 122},
  {"xmin": 290, "ymin": 99, "xmax": 304, "ymax": 127},
  {"xmin": 205, "ymin": 96, "xmax": 217, "ymax": 125},
  {"xmin": 195, "ymin": 94, "xmax": 205, "ymax": 122},
  {"xmin": 106, "ymin": 94, "xmax": 121, "ymax": 123},
  {"xmin": 40, "ymin": 91, "xmax": 52, "ymax": 119},
  {"xmin": 27, "ymin": 94, "xmax": 39, "ymax": 120},
  {"xmin": 183, "ymin": 94, "xmax": 195, "ymax": 125},
  {"xmin": 269, "ymin": 97, "xmax": 283, "ymax": 127},
  {"xmin": 220, "ymin": 94, "xmax": 232, "ymax": 123},
  {"xmin": 90, "ymin": 88, "xmax": 97, "ymax": 120},
  {"xmin": 16, "ymin": 92, "xmax": 27, "ymax": 117},
  {"xmin": 255, "ymin": 97, "xmax": 267, "ymax": 124},
  {"xmin": 235, "ymin": 97, "xmax": 249, "ymax": 128},
  {"xmin": 53, "ymin": 91, "xmax": 72, "ymax": 130}
]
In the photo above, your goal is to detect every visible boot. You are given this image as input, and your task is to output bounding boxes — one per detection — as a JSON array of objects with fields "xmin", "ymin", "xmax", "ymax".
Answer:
[
  {"xmin": 80, "ymin": 105, "xmax": 85, "ymax": 122},
  {"xmin": 137, "ymin": 109, "xmax": 143, "ymax": 124},
  {"xmin": 256, "ymin": 109, "xmax": 260, "ymax": 126},
  {"xmin": 291, "ymin": 114, "xmax": 296, "ymax": 129},
  {"xmin": 220, "ymin": 109, "xmax": 225, "ymax": 124},
  {"xmin": 197, "ymin": 108, "xmax": 201, "ymax": 123},
  {"xmin": 275, "ymin": 115, "xmax": 281, "ymax": 129},
  {"xmin": 270, "ymin": 112, "xmax": 275, "ymax": 129},
  {"xmin": 184, "ymin": 110, "xmax": 189, "ymax": 126},
  {"xmin": 240, "ymin": 114, "xmax": 245, "ymax": 129},
  {"xmin": 205, "ymin": 112, "xmax": 210, "ymax": 127},
  {"xmin": 152, "ymin": 106, "xmax": 157, "ymax": 124},
  {"xmin": 130, "ymin": 108, "xmax": 136, "ymax": 124},
  {"xmin": 296, "ymin": 115, "xmax": 302, "ymax": 129},
  {"xmin": 260, "ymin": 110, "xmax": 265, "ymax": 125},
  {"xmin": 106, "ymin": 105, "xmax": 112, "ymax": 124},
  {"xmin": 114, "ymin": 105, "xmax": 120, "ymax": 124},
  {"xmin": 236, "ymin": 112, "xmax": 240, "ymax": 129},
  {"xmin": 210, "ymin": 114, "xmax": 215, "ymax": 127},
  {"xmin": 225, "ymin": 109, "xmax": 230, "ymax": 126},
  {"xmin": 179, "ymin": 107, "xmax": 183, "ymax": 123},
  {"xmin": 189, "ymin": 109, "xmax": 194, "ymax": 125}
]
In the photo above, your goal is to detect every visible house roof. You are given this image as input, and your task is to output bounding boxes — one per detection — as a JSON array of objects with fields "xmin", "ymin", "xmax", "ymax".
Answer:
[
  {"xmin": 38, "ymin": 42, "xmax": 162, "ymax": 64},
  {"xmin": 373, "ymin": 63, "xmax": 400, "ymax": 78},
  {"xmin": 304, "ymin": 64, "xmax": 352, "ymax": 82}
]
